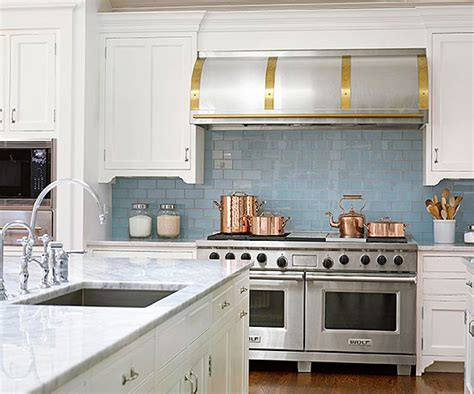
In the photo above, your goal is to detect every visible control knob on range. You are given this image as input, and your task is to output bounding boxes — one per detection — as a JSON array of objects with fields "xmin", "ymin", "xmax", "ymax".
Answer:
[
  {"xmin": 225, "ymin": 252, "xmax": 236, "ymax": 260},
  {"xmin": 361, "ymin": 255, "xmax": 371, "ymax": 265},
  {"xmin": 256, "ymin": 253, "xmax": 267, "ymax": 264},
  {"xmin": 394, "ymin": 255, "xmax": 404, "ymax": 266},
  {"xmin": 339, "ymin": 255, "xmax": 349, "ymax": 265},
  {"xmin": 209, "ymin": 252, "xmax": 220, "ymax": 260},
  {"xmin": 240, "ymin": 253, "xmax": 251, "ymax": 260},
  {"xmin": 377, "ymin": 255, "xmax": 387, "ymax": 265},
  {"xmin": 323, "ymin": 257, "xmax": 334, "ymax": 269},
  {"xmin": 277, "ymin": 256, "xmax": 288, "ymax": 268}
]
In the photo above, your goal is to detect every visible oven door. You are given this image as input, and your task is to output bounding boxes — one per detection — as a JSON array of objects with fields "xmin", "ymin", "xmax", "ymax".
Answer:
[
  {"xmin": 305, "ymin": 273, "xmax": 416, "ymax": 355},
  {"xmin": 249, "ymin": 271, "xmax": 304, "ymax": 351}
]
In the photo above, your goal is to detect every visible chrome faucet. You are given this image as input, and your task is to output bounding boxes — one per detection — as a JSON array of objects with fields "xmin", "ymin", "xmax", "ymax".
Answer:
[
  {"xmin": 0, "ymin": 220, "xmax": 34, "ymax": 299},
  {"xmin": 29, "ymin": 179, "xmax": 107, "ymax": 287},
  {"xmin": 30, "ymin": 178, "xmax": 107, "ymax": 232}
]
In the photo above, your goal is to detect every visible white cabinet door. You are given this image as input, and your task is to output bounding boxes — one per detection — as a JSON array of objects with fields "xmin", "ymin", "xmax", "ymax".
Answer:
[
  {"xmin": 0, "ymin": 35, "xmax": 5, "ymax": 132},
  {"xmin": 208, "ymin": 329, "xmax": 230, "ymax": 394},
  {"xmin": 104, "ymin": 37, "xmax": 192, "ymax": 171},
  {"xmin": 423, "ymin": 300, "xmax": 466, "ymax": 357},
  {"xmin": 431, "ymin": 33, "xmax": 474, "ymax": 173},
  {"xmin": 9, "ymin": 34, "xmax": 56, "ymax": 131},
  {"xmin": 230, "ymin": 300, "xmax": 249, "ymax": 394},
  {"xmin": 466, "ymin": 295, "xmax": 474, "ymax": 394}
]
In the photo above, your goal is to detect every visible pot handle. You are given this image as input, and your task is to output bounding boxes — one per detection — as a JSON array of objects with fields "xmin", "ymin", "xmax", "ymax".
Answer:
[
  {"xmin": 213, "ymin": 200, "xmax": 222, "ymax": 211},
  {"xmin": 231, "ymin": 191, "xmax": 248, "ymax": 196},
  {"xmin": 339, "ymin": 194, "xmax": 366, "ymax": 212},
  {"xmin": 283, "ymin": 217, "xmax": 291, "ymax": 227},
  {"xmin": 256, "ymin": 200, "xmax": 266, "ymax": 215}
]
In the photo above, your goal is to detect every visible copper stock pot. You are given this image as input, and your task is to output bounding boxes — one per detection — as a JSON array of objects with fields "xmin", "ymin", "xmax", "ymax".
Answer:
[
  {"xmin": 366, "ymin": 217, "xmax": 407, "ymax": 238},
  {"xmin": 249, "ymin": 214, "xmax": 290, "ymax": 236}
]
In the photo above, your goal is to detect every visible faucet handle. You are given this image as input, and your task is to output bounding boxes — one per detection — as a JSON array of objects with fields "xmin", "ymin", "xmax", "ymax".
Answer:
[
  {"xmin": 65, "ymin": 250, "xmax": 87, "ymax": 255},
  {"xmin": 49, "ymin": 241, "xmax": 64, "ymax": 250},
  {"xmin": 17, "ymin": 236, "xmax": 34, "ymax": 253}
]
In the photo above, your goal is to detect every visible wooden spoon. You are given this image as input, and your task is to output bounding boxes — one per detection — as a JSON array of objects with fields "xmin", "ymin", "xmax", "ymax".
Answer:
[
  {"xmin": 447, "ymin": 205, "xmax": 456, "ymax": 219},
  {"xmin": 425, "ymin": 199, "xmax": 434, "ymax": 208},
  {"xmin": 442, "ymin": 188, "xmax": 450, "ymax": 199},
  {"xmin": 427, "ymin": 204, "xmax": 441, "ymax": 220},
  {"xmin": 433, "ymin": 195, "xmax": 439, "ymax": 204},
  {"xmin": 441, "ymin": 197, "xmax": 447, "ymax": 212},
  {"xmin": 449, "ymin": 196, "xmax": 456, "ymax": 208},
  {"xmin": 441, "ymin": 209, "xmax": 448, "ymax": 220}
]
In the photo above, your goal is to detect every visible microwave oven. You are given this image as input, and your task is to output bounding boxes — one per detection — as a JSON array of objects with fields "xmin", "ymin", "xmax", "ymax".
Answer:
[{"xmin": 0, "ymin": 140, "xmax": 54, "ymax": 204}]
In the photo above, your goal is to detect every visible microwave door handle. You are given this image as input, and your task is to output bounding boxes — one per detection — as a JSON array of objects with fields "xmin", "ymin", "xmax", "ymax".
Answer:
[
  {"xmin": 250, "ymin": 274, "xmax": 304, "ymax": 281},
  {"xmin": 306, "ymin": 274, "xmax": 416, "ymax": 284}
]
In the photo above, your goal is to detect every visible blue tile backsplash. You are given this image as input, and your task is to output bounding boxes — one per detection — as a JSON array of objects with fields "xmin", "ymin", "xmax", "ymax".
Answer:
[{"xmin": 112, "ymin": 130, "xmax": 474, "ymax": 243}]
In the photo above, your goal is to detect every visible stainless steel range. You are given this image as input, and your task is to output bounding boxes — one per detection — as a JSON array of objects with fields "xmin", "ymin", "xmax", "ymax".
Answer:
[{"xmin": 196, "ymin": 232, "xmax": 417, "ymax": 375}]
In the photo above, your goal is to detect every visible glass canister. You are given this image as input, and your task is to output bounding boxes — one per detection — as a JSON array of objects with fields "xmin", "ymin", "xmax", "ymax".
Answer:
[
  {"xmin": 128, "ymin": 203, "xmax": 152, "ymax": 239},
  {"xmin": 157, "ymin": 203, "xmax": 181, "ymax": 238}
]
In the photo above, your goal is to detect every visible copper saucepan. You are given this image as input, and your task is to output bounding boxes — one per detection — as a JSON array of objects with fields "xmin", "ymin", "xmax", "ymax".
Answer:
[
  {"xmin": 366, "ymin": 217, "xmax": 407, "ymax": 238},
  {"xmin": 214, "ymin": 192, "xmax": 264, "ymax": 234},
  {"xmin": 249, "ymin": 214, "xmax": 290, "ymax": 236}
]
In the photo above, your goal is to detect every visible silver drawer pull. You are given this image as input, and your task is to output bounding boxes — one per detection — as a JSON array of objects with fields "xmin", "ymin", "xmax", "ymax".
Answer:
[
  {"xmin": 470, "ymin": 321, "xmax": 474, "ymax": 337},
  {"xmin": 121, "ymin": 367, "xmax": 139, "ymax": 386},
  {"xmin": 466, "ymin": 281, "xmax": 473, "ymax": 288},
  {"xmin": 240, "ymin": 286, "xmax": 248, "ymax": 294},
  {"xmin": 221, "ymin": 300, "xmax": 231, "ymax": 309},
  {"xmin": 240, "ymin": 310, "xmax": 248, "ymax": 319}
]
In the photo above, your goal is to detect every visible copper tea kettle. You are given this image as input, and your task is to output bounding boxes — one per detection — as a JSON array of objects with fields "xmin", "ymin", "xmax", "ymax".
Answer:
[{"xmin": 326, "ymin": 195, "xmax": 366, "ymax": 238}]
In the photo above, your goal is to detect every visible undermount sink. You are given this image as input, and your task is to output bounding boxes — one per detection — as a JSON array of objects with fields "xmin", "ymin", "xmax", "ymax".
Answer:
[{"xmin": 34, "ymin": 288, "xmax": 178, "ymax": 308}]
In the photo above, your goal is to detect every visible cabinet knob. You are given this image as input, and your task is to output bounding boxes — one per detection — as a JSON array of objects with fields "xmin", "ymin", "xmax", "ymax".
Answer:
[
  {"xmin": 240, "ymin": 310, "xmax": 248, "ymax": 319},
  {"xmin": 221, "ymin": 300, "xmax": 231, "ymax": 310},
  {"xmin": 121, "ymin": 367, "xmax": 139, "ymax": 385},
  {"xmin": 466, "ymin": 281, "xmax": 473, "ymax": 288},
  {"xmin": 240, "ymin": 286, "xmax": 248, "ymax": 294},
  {"xmin": 470, "ymin": 321, "xmax": 474, "ymax": 337}
]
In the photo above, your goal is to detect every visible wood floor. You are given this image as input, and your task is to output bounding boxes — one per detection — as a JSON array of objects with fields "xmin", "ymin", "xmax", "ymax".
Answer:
[{"xmin": 249, "ymin": 361, "xmax": 464, "ymax": 394}]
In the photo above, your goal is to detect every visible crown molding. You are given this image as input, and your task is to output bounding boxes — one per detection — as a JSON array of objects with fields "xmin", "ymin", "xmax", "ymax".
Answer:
[
  {"xmin": 0, "ymin": 0, "xmax": 76, "ymax": 10},
  {"xmin": 199, "ymin": 8, "xmax": 426, "ymax": 31},
  {"xmin": 97, "ymin": 10, "xmax": 206, "ymax": 33},
  {"xmin": 418, "ymin": 5, "xmax": 474, "ymax": 29}
]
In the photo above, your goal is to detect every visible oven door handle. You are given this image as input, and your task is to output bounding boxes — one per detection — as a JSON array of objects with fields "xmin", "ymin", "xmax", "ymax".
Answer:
[
  {"xmin": 306, "ymin": 274, "xmax": 416, "ymax": 284},
  {"xmin": 250, "ymin": 274, "xmax": 304, "ymax": 281}
]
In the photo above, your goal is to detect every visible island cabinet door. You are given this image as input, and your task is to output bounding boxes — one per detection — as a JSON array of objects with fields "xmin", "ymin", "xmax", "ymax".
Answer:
[
  {"xmin": 230, "ymin": 298, "xmax": 250, "ymax": 394},
  {"xmin": 208, "ymin": 329, "xmax": 231, "ymax": 394}
]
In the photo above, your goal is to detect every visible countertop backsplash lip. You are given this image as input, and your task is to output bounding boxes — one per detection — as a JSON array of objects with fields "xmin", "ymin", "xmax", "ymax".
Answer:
[
  {"xmin": 111, "ymin": 130, "xmax": 474, "ymax": 245},
  {"xmin": 0, "ymin": 255, "xmax": 252, "ymax": 394}
]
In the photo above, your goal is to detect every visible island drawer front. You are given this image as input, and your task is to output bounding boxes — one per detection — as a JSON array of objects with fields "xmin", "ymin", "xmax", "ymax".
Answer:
[
  {"xmin": 88, "ymin": 334, "xmax": 155, "ymax": 394},
  {"xmin": 423, "ymin": 257, "xmax": 466, "ymax": 273},
  {"xmin": 424, "ymin": 278, "xmax": 468, "ymax": 297},
  {"xmin": 212, "ymin": 283, "xmax": 234, "ymax": 323},
  {"xmin": 234, "ymin": 274, "xmax": 250, "ymax": 303}
]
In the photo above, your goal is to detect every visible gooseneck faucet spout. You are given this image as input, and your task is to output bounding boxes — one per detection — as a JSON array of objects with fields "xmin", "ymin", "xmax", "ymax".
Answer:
[
  {"xmin": 30, "ymin": 179, "xmax": 108, "ymax": 233},
  {"xmin": 0, "ymin": 221, "xmax": 34, "ymax": 300}
]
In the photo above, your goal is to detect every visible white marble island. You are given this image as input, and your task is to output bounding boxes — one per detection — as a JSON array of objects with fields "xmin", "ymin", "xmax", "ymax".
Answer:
[{"xmin": 1, "ymin": 256, "xmax": 252, "ymax": 394}]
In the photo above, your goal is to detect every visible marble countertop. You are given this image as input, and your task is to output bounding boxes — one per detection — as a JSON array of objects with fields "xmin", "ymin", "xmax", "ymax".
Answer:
[
  {"xmin": 0, "ymin": 255, "xmax": 252, "ymax": 394},
  {"xmin": 417, "ymin": 242, "xmax": 474, "ymax": 253},
  {"xmin": 87, "ymin": 238, "xmax": 197, "ymax": 248}
]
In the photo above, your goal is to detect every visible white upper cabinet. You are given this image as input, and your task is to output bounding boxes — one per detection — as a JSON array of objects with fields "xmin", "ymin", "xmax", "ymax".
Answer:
[
  {"xmin": 427, "ymin": 33, "xmax": 474, "ymax": 182},
  {"xmin": 9, "ymin": 34, "xmax": 56, "ymax": 132},
  {"xmin": 0, "ymin": 35, "xmax": 5, "ymax": 132},
  {"xmin": 100, "ymin": 32, "xmax": 202, "ymax": 183}
]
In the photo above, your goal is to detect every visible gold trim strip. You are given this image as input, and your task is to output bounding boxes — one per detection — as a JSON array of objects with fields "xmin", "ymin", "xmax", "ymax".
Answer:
[
  {"xmin": 265, "ymin": 57, "xmax": 277, "ymax": 110},
  {"xmin": 417, "ymin": 54, "xmax": 429, "ymax": 110},
  {"xmin": 341, "ymin": 55, "xmax": 351, "ymax": 110},
  {"xmin": 190, "ymin": 58, "xmax": 206, "ymax": 111},
  {"xmin": 193, "ymin": 113, "xmax": 425, "ymax": 119}
]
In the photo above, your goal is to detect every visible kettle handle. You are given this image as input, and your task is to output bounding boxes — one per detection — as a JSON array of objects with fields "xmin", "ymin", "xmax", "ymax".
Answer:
[{"xmin": 339, "ymin": 195, "xmax": 366, "ymax": 212}]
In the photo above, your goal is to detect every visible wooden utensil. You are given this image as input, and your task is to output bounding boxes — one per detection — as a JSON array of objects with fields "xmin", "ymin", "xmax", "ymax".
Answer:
[
  {"xmin": 442, "ymin": 188, "xmax": 450, "ymax": 199},
  {"xmin": 449, "ymin": 196, "xmax": 456, "ymax": 208},
  {"xmin": 447, "ymin": 205, "xmax": 456, "ymax": 219},
  {"xmin": 425, "ymin": 199, "xmax": 434, "ymax": 208},
  {"xmin": 433, "ymin": 195, "xmax": 439, "ymax": 204},
  {"xmin": 427, "ymin": 204, "xmax": 441, "ymax": 220},
  {"xmin": 441, "ymin": 209, "xmax": 448, "ymax": 220}
]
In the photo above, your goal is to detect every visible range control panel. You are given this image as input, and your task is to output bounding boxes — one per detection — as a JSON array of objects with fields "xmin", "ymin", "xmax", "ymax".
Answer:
[{"xmin": 197, "ymin": 247, "xmax": 417, "ymax": 273}]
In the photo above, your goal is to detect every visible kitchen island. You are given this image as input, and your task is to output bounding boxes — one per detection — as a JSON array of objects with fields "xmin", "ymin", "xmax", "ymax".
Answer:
[{"xmin": 0, "ymin": 255, "xmax": 251, "ymax": 393}]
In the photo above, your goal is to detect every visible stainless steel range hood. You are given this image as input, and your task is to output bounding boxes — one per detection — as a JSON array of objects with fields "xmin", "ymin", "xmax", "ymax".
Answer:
[{"xmin": 190, "ymin": 49, "xmax": 428, "ymax": 130}]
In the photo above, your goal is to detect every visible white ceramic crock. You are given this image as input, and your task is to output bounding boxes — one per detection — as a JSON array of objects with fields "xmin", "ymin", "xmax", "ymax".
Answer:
[{"xmin": 433, "ymin": 219, "xmax": 456, "ymax": 244}]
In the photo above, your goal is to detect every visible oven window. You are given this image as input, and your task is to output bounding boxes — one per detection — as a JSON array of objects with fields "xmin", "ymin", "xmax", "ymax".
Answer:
[
  {"xmin": 324, "ymin": 292, "xmax": 397, "ymax": 331},
  {"xmin": 250, "ymin": 290, "xmax": 284, "ymax": 328}
]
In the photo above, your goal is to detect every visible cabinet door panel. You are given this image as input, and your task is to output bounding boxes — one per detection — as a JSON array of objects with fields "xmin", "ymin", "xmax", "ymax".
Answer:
[
  {"xmin": 432, "ymin": 33, "xmax": 474, "ymax": 172},
  {"xmin": 230, "ymin": 300, "xmax": 249, "ymax": 394},
  {"xmin": 0, "ymin": 35, "xmax": 5, "ymax": 131},
  {"xmin": 209, "ymin": 330, "xmax": 230, "ymax": 394},
  {"xmin": 9, "ymin": 34, "xmax": 55, "ymax": 131},
  {"xmin": 423, "ymin": 300, "xmax": 466, "ymax": 357},
  {"xmin": 150, "ymin": 38, "xmax": 191, "ymax": 170},
  {"xmin": 104, "ymin": 39, "xmax": 151, "ymax": 169}
]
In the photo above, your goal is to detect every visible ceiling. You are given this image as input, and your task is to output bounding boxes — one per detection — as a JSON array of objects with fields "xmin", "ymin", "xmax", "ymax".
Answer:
[{"xmin": 109, "ymin": 0, "xmax": 474, "ymax": 11}]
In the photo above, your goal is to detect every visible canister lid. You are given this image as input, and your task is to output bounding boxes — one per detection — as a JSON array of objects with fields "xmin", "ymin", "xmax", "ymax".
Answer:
[
  {"xmin": 132, "ymin": 203, "xmax": 148, "ymax": 210},
  {"xmin": 160, "ymin": 203, "xmax": 176, "ymax": 210},
  {"xmin": 469, "ymin": 224, "xmax": 474, "ymax": 231}
]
